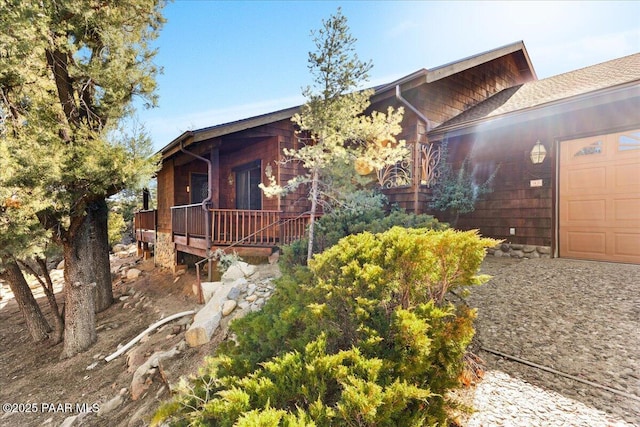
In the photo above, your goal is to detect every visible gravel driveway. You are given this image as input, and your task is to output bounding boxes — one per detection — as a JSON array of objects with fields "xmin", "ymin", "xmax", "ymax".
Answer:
[{"xmin": 465, "ymin": 257, "xmax": 640, "ymax": 426}]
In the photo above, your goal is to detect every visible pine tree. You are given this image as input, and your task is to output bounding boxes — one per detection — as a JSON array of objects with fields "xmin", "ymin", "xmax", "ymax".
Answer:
[
  {"xmin": 0, "ymin": 142, "xmax": 64, "ymax": 343},
  {"xmin": 430, "ymin": 141, "xmax": 499, "ymax": 227},
  {"xmin": 0, "ymin": 183, "xmax": 52, "ymax": 342},
  {"xmin": 0, "ymin": 0, "xmax": 163, "ymax": 358},
  {"xmin": 260, "ymin": 8, "xmax": 408, "ymax": 262}
]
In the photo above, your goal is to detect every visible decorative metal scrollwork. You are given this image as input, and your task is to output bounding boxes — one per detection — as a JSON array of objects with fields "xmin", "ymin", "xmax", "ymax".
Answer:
[
  {"xmin": 420, "ymin": 143, "xmax": 441, "ymax": 187},
  {"xmin": 574, "ymin": 140, "xmax": 602, "ymax": 157},
  {"xmin": 377, "ymin": 157, "xmax": 412, "ymax": 188}
]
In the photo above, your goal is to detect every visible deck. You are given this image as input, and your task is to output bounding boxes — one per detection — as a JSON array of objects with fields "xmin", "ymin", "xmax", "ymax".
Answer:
[
  {"xmin": 134, "ymin": 209, "xmax": 156, "ymax": 259},
  {"xmin": 134, "ymin": 205, "xmax": 311, "ymax": 258},
  {"xmin": 134, "ymin": 209, "xmax": 157, "ymax": 244}
]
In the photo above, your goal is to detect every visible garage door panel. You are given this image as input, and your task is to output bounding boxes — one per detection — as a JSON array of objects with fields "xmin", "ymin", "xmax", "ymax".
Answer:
[
  {"xmin": 564, "ymin": 167, "xmax": 607, "ymax": 193},
  {"xmin": 565, "ymin": 231, "xmax": 606, "ymax": 254},
  {"xmin": 614, "ymin": 233, "xmax": 640, "ymax": 257},
  {"xmin": 566, "ymin": 199, "xmax": 606, "ymax": 221},
  {"xmin": 614, "ymin": 198, "xmax": 640, "ymax": 221},
  {"xmin": 560, "ymin": 128, "xmax": 640, "ymax": 263},
  {"xmin": 561, "ymin": 230, "xmax": 639, "ymax": 262},
  {"xmin": 614, "ymin": 163, "xmax": 640, "ymax": 190}
]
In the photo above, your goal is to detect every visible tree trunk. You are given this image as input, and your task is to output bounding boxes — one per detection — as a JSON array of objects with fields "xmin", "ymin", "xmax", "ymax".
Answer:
[
  {"xmin": 16, "ymin": 258, "xmax": 65, "ymax": 344},
  {"xmin": 60, "ymin": 280, "xmax": 96, "ymax": 359},
  {"xmin": 89, "ymin": 199, "xmax": 113, "ymax": 312},
  {"xmin": 451, "ymin": 210, "xmax": 460, "ymax": 229},
  {"xmin": 36, "ymin": 258, "xmax": 65, "ymax": 344},
  {"xmin": 61, "ymin": 215, "xmax": 97, "ymax": 358},
  {"xmin": 306, "ymin": 169, "xmax": 320, "ymax": 263},
  {"xmin": 1, "ymin": 256, "xmax": 50, "ymax": 342}
]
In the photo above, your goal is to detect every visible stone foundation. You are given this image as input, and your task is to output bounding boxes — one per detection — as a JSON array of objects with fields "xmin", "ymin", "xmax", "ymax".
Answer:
[
  {"xmin": 155, "ymin": 231, "xmax": 176, "ymax": 269},
  {"xmin": 487, "ymin": 243, "xmax": 551, "ymax": 259}
]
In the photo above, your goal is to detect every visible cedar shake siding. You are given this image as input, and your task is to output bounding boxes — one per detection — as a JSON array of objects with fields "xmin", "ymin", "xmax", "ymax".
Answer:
[
  {"xmin": 431, "ymin": 92, "xmax": 640, "ymax": 249},
  {"xmin": 368, "ymin": 46, "xmax": 536, "ymax": 213}
]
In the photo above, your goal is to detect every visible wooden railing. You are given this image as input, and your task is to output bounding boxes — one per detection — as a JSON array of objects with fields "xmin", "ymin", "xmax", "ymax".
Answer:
[
  {"xmin": 170, "ymin": 205, "xmax": 313, "ymax": 247},
  {"xmin": 171, "ymin": 204, "xmax": 207, "ymax": 237},
  {"xmin": 134, "ymin": 209, "xmax": 157, "ymax": 231},
  {"xmin": 212, "ymin": 209, "xmax": 280, "ymax": 245},
  {"xmin": 134, "ymin": 209, "xmax": 157, "ymax": 244},
  {"xmin": 280, "ymin": 214, "xmax": 312, "ymax": 245}
]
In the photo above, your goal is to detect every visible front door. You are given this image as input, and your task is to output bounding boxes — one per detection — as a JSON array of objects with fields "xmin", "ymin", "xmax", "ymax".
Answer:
[
  {"xmin": 235, "ymin": 160, "xmax": 262, "ymax": 210},
  {"xmin": 190, "ymin": 173, "xmax": 209, "ymax": 204}
]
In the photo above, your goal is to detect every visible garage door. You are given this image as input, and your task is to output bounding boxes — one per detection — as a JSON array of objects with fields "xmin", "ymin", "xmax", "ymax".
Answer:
[{"xmin": 559, "ymin": 129, "xmax": 640, "ymax": 263}]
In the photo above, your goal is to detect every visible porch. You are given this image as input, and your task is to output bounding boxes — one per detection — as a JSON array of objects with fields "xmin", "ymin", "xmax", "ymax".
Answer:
[{"xmin": 134, "ymin": 205, "xmax": 312, "ymax": 259}]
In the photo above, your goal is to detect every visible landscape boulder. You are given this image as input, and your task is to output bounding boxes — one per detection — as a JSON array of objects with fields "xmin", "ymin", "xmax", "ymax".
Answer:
[
  {"xmin": 222, "ymin": 300, "xmax": 237, "ymax": 316},
  {"xmin": 200, "ymin": 281, "xmax": 223, "ymax": 303},
  {"xmin": 126, "ymin": 268, "xmax": 142, "ymax": 280},
  {"xmin": 131, "ymin": 349, "xmax": 179, "ymax": 400},
  {"xmin": 185, "ymin": 281, "xmax": 236, "ymax": 347},
  {"xmin": 221, "ymin": 261, "xmax": 256, "ymax": 281},
  {"xmin": 97, "ymin": 392, "xmax": 125, "ymax": 417}
]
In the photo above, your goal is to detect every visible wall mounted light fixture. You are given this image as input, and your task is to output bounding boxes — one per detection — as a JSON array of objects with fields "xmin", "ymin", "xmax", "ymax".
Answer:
[
  {"xmin": 530, "ymin": 140, "xmax": 547, "ymax": 164},
  {"xmin": 186, "ymin": 185, "xmax": 190, "ymax": 193},
  {"xmin": 228, "ymin": 172, "xmax": 234, "ymax": 186}
]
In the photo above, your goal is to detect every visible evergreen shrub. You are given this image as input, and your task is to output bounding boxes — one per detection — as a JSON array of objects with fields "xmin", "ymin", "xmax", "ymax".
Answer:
[
  {"xmin": 153, "ymin": 227, "xmax": 498, "ymax": 426},
  {"xmin": 280, "ymin": 193, "xmax": 447, "ymax": 269}
]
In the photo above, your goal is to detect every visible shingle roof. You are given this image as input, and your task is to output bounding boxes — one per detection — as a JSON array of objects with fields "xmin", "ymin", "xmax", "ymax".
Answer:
[{"xmin": 433, "ymin": 52, "xmax": 640, "ymax": 131}]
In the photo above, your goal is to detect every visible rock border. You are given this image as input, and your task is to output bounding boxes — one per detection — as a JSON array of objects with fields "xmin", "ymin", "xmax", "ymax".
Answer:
[{"xmin": 487, "ymin": 243, "xmax": 551, "ymax": 259}]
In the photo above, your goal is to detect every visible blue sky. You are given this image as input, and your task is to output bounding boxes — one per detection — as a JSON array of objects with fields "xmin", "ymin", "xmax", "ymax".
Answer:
[{"xmin": 135, "ymin": 1, "xmax": 640, "ymax": 152}]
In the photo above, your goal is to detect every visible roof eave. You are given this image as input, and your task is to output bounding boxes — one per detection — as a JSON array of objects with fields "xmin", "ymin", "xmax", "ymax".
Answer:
[
  {"xmin": 426, "ymin": 40, "xmax": 537, "ymax": 83},
  {"xmin": 156, "ymin": 105, "xmax": 300, "ymax": 160},
  {"xmin": 371, "ymin": 41, "xmax": 537, "ymax": 103},
  {"xmin": 428, "ymin": 80, "xmax": 640, "ymax": 139},
  {"xmin": 372, "ymin": 69, "xmax": 428, "ymax": 101}
]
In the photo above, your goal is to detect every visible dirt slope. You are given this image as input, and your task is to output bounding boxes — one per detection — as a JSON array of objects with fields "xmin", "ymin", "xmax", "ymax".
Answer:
[{"xmin": 0, "ymin": 257, "xmax": 232, "ymax": 427}]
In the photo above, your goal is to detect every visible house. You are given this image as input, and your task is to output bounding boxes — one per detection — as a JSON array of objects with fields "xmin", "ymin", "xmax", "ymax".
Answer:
[
  {"xmin": 136, "ymin": 106, "xmax": 312, "ymax": 270},
  {"xmin": 428, "ymin": 52, "xmax": 640, "ymax": 263},
  {"xmin": 135, "ymin": 41, "xmax": 640, "ymax": 268}
]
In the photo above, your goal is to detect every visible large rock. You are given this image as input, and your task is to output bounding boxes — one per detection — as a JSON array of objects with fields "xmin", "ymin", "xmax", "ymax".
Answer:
[
  {"xmin": 200, "ymin": 281, "xmax": 223, "ymax": 303},
  {"xmin": 126, "ymin": 268, "xmax": 142, "ymax": 280},
  {"xmin": 222, "ymin": 261, "xmax": 256, "ymax": 281},
  {"xmin": 126, "ymin": 347, "xmax": 147, "ymax": 374},
  {"xmin": 511, "ymin": 250, "xmax": 525, "ymax": 258},
  {"xmin": 185, "ymin": 281, "xmax": 236, "ymax": 347},
  {"xmin": 185, "ymin": 312, "xmax": 221, "ymax": 347},
  {"xmin": 222, "ymin": 300, "xmax": 237, "ymax": 316},
  {"xmin": 97, "ymin": 393, "xmax": 124, "ymax": 417},
  {"xmin": 131, "ymin": 349, "xmax": 179, "ymax": 400}
]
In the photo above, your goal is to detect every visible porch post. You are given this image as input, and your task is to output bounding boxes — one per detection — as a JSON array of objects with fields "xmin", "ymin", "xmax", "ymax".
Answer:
[
  {"xmin": 207, "ymin": 145, "xmax": 219, "ymax": 282},
  {"xmin": 413, "ymin": 139, "xmax": 420, "ymax": 214},
  {"xmin": 142, "ymin": 188, "xmax": 150, "ymax": 257},
  {"xmin": 142, "ymin": 187, "xmax": 150, "ymax": 210}
]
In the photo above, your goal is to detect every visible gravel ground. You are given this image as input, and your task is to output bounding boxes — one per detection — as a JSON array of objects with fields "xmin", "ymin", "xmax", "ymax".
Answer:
[{"xmin": 465, "ymin": 257, "xmax": 640, "ymax": 426}]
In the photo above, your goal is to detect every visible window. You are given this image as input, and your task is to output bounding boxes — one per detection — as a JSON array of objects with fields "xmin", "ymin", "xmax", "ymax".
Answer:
[
  {"xmin": 234, "ymin": 160, "xmax": 262, "ymax": 210},
  {"xmin": 619, "ymin": 131, "xmax": 640, "ymax": 151},
  {"xmin": 190, "ymin": 173, "xmax": 208, "ymax": 204}
]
